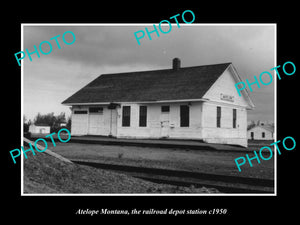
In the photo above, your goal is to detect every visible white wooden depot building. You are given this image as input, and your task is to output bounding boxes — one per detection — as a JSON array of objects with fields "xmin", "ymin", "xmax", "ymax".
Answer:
[{"xmin": 62, "ymin": 58, "xmax": 254, "ymax": 147}]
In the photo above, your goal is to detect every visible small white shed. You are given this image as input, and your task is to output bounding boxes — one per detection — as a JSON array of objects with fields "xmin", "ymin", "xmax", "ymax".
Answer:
[
  {"xmin": 29, "ymin": 124, "xmax": 51, "ymax": 134},
  {"xmin": 247, "ymin": 125, "xmax": 274, "ymax": 140}
]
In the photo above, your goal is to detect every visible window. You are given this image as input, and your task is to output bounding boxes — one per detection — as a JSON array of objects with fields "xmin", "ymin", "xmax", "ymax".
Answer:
[
  {"xmin": 74, "ymin": 110, "xmax": 88, "ymax": 114},
  {"xmin": 262, "ymin": 132, "xmax": 265, "ymax": 138},
  {"xmin": 89, "ymin": 107, "xmax": 103, "ymax": 114},
  {"xmin": 139, "ymin": 106, "xmax": 147, "ymax": 127},
  {"xmin": 161, "ymin": 106, "xmax": 170, "ymax": 113},
  {"xmin": 217, "ymin": 106, "xmax": 221, "ymax": 128},
  {"xmin": 233, "ymin": 109, "xmax": 237, "ymax": 128},
  {"xmin": 180, "ymin": 105, "xmax": 189, "ymax": 127},
  {"xmin": 122, "ymin": 106, "xmax": 130, "ymax": 127}
]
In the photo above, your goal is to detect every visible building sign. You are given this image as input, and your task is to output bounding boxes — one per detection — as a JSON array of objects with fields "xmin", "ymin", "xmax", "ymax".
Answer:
[{"xmin": 220, "ymin": 93, "xmax": 234, "ymax": 102}]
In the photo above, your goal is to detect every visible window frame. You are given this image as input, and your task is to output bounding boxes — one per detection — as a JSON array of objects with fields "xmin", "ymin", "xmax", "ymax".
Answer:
[
  {"xmin": 139, "ymin": 105, "xmax": 147, "ymax": 127},
  {"xmin": 89, "ymin": 107, "xmax": 104, "ymax": 114},
  {"xmin": 161, "ymin": 105, "xmax": 170, "ymax": 113},
  {"xmin": 217, "ymin": 106, "xmax": 221, "ymax": 128},
  {"xmin": 122, "ymin": 106, "xmax": 131, "ymax": 127},
  {"xmin": 73, "ymin": 110, "xmax": 88, "ymax": 114},
  {"xmin": 233, "ymin": 108, "xmax": 237, "ymax": 128},
  {"xmin": 180, "ymin": 105, "xmax": 190, "ymax": 127}
]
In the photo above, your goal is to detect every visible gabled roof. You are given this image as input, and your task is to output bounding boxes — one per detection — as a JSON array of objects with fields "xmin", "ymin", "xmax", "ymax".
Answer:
[
  {"xmin": 62, "ymin": 62, "xmax": 232, "ymax": 105},
  {"xmin": 248, "ymin": 124, "xmax": 274, "ymax": 133}
]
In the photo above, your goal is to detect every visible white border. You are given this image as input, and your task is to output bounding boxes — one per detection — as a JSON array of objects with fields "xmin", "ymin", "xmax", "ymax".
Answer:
[
  {"xmin": 21, "ymin": 23, "xmax": 24, "ymax": 195},
  {"xmin": 274, "ymin": 24, "xmax": 277, "ymax": 195},
  {"xmin": 21, "ymin": 23, "xmax": 277, "ymax": 197}
]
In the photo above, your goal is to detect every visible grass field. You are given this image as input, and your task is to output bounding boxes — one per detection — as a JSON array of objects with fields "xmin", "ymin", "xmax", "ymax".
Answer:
[{"xmin": 49, "ymin": 141, "xmax": 274, "ymax": 180}]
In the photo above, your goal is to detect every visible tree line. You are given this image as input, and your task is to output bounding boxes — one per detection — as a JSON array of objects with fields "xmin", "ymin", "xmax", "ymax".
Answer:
[{"xmin": 24, "ymin": 112, "xmax": 71, "ymax": 133}]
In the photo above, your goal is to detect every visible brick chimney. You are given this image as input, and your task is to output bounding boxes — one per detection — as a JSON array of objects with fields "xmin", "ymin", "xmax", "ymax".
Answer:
[{"xmin": 172, "ymin": 58, "xmax": 181, "ymax": 70}]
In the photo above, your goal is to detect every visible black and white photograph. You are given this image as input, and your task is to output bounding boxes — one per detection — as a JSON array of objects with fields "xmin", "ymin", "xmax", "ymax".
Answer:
[
  {"xmin": 21, "ymin": 24, "xmax": 275, "ymax": 195},
  {"xmin": 4, "ymin": 6, "xmax": 298, "ymax": 221}
]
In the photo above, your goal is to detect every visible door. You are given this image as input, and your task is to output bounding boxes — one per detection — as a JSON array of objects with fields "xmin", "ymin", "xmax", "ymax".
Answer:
[
  {"xmin": 72, "ymin": 110, "xmax": 88, "ymax": 135},
  {"xmin": 109, "ymin": 109, "xmax": 118, "ymax": 137},
  {"xmin": 160, "ymin": 112, "xmax": 170, "ymax": 138},
  {"xmin": 161, "ymin": 120, "xmax": 170, "ymax": 137},
  {"xmin": 88, "ymin": 107, "xmax": 106, "ymax": 135},
  {"xmin": 88, "ymin": 114, "xmax": 102, "ymax": 135}
]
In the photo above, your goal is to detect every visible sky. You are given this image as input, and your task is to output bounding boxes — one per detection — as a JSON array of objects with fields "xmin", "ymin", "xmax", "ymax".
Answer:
[{"xmin": 23, "ymin": 24, "xmax": 275, "ymax": 124}]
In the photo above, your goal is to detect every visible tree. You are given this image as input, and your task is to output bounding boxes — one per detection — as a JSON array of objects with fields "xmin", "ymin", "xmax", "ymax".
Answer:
[
  {"xmin": 247, "ymin": 120, "xmax": 256, "ymax": 130},
  {"xmin": 34, "ymin": 112, "xmax": 55, "ymax": 126},
  {"xmin": 23, "ymin": 115, "xmax": 33, "ymax": 133},
  {"xmin": 56, "ymin": 112, "xmax": 66, "ymax": 123},
  {"xmin": 33, "ymin": 112, "xmax": 67, "ymax": 132},
  {"xmin": 23, "ymin": 115, "xmax": 29, "ymax": 133}
]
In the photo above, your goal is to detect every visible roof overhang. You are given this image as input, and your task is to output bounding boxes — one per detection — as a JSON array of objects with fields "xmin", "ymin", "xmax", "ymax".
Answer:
[
  {"xmin": 62, "ymin": 98, "xmax": 208, "ymax": 106},
  {"xmin": 62, "ymin": 98, "xmax": 252, "ymax": 110},
  {"xmin": 227, "ymin": 64, "xmax": 255, "ymax": 109}
]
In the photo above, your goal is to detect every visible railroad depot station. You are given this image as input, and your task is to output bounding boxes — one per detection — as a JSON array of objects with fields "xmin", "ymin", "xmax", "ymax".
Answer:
[{"xmin": 62, "ymin": 58, "xmax": 254, "ymax": 147}]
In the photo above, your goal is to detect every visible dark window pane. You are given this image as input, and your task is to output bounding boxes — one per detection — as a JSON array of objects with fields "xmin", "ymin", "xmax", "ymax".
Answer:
[
  {"xmin": 217, "ymin": 106, "xmax": 221, "ymax": 128},
  {"xmin": 122, "ymin": 106, "xmax": 130, "ymax": 127},
  {"xmin": 180, "ymin": 105, "xmax": 189, "ymax": 127},
  {"xmin": 74, "ymin": 110, "xmax": 88, "ymax": 114},
  {"xmin": 161, "ymin": 106, "xmax": 170, "ymax": 112},
  {"xmin": 89, "ymin": 107, "xmax": 103, "ymax": 114},
  {"xmin": 139, "ymin": 106, "xmax": 147, "ymax": 127},
  {"xmin": 233, "ymin": 119, "xmax": 236, "ymax": 128},
  {"xmin": 233, "ymin": 109, "xmax": 237, "ymax": 128}
]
